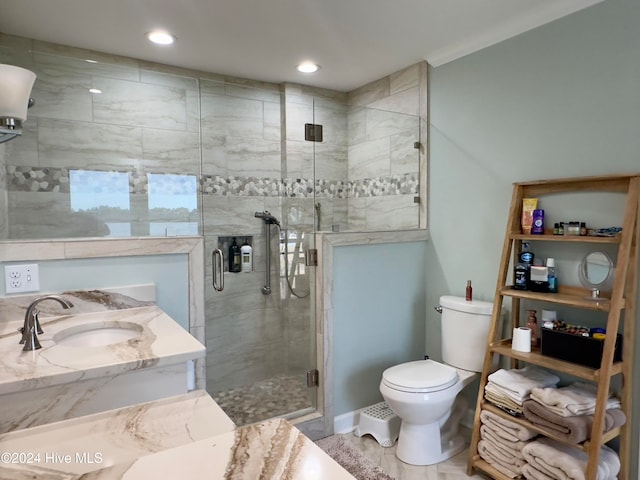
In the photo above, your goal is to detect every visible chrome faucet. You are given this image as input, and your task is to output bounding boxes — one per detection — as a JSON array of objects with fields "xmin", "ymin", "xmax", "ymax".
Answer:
[{"xmin": 19, "ymin": 295, "xmax": 74, "ymax": 351}]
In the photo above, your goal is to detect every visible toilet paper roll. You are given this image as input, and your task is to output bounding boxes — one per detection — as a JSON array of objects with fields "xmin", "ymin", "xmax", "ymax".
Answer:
[{"xmin": 512, "ymin": 327, "xmax": 532, "ymax": 353}]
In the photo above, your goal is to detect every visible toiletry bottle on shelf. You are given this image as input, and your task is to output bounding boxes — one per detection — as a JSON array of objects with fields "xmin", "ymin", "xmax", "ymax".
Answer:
[
  {"xmin": 466, "ymin": 280, "xmax": 472, "ymax": 301},
  {"xmin": 546, "ymin": 258, "xmax": 558, "ymax": 293},
  {"xmin": 531, "ymin": 209, "xmax": 545, "ymax": 234},
  {"xmin": 240, "ymin": 241, "xmax": 253, "ymax": 273},
  {"xmin": 229, "ymin": 237, "xmax": 241, "ymax": 273},
  {"xmin": 513, "ymin": 242, "xmax": 534, "ymax": 290},
  {"xmin": 527, "ymin": 310, "xmax": 539, "ymax": 348}
]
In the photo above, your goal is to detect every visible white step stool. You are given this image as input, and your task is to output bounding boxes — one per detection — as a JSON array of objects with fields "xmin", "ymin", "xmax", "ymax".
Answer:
[{"xmin": 354, "ymin": 401, "xmax": 400, "ymax": 447}]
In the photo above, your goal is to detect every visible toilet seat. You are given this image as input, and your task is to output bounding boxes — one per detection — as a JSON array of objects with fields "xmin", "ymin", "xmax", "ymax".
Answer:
[{"xmin": 382, "ymin": 360, "xmax": 458, "ymax": 393}]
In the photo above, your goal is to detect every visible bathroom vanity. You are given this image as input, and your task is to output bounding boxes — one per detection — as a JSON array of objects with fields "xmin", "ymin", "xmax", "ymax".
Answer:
[{"xmin": 0, "ymin": 295, "xmax": 205, "ymax": 433}]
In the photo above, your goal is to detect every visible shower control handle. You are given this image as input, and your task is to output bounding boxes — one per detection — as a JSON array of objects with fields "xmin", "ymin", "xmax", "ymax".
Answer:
[{"xmin": 212, "ymin": 248, "xmax": 224, "ymax": 292}]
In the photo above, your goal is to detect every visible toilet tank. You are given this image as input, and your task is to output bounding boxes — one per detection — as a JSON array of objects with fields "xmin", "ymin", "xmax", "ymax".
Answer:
[{"xmin": 439, "ymin": 295, "xmax": 493, "ymax": 372}]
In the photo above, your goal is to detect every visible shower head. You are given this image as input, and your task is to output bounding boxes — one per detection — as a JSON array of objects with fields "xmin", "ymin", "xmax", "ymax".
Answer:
[{"xmin": 254, "ymin": 211, "xmax": 280, "ymax": 226}]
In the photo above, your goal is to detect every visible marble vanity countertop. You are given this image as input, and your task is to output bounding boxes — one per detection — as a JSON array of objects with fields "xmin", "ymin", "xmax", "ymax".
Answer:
[
  {"xmin": 0, "ymin": 305, "xmax": 205, "ymax": 395},
  {"xmin": 0, "ymin": 390, "xmax": 236, "ymax": 478},
  {"xmin": 0, "ymin": 391, "xmax": 355, "ymax": 480},
  {"xmin": 109, "ymin": 418, "xmax": 356, "ymax": 480}
]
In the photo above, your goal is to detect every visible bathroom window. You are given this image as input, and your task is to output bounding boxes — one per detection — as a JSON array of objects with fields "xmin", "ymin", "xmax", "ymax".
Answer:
[
  {"xmin": 147, "ymin": 173, "xmax": 199, "ymax": 236},
  {"xmin": 69, "ymin": 169, "xmax": 131, "ymax": 237}
]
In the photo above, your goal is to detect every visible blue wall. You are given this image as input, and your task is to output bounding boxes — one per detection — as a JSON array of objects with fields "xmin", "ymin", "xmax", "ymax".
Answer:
[
  {"xmin": 332, "ymin": 240, "xmax": 427, "ymax": 416},
  {"xmin": 427, "ymin": 0, "xmax": 640, "ymax": 474},
  {"xmin": 1, "ymin": 254, "xmax": 190, "ymax": 329}
]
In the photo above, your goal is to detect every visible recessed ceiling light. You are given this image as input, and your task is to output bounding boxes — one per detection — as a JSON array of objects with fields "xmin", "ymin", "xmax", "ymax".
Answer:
[
  {"xmin": 89, "ymin": 88, "xmax": 102, "ymax": 94},
  {"xmin": 147, "ymin": 30, "xmax": 175, "ymax": 46},
  {"xmin": 297, "ymin": 62, "xmax": 320, "ymax": 73}
]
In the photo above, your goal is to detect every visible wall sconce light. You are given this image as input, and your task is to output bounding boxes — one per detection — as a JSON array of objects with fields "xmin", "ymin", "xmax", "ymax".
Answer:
[{"xmin": 0, "ymin": 64, "xmax": 37, "ymax": 144}]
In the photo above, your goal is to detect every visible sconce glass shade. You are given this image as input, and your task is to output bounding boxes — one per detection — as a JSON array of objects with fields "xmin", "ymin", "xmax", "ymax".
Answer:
[{"xmin": 0, "ymin": 64, "xmax": 37, "ymax": 143}]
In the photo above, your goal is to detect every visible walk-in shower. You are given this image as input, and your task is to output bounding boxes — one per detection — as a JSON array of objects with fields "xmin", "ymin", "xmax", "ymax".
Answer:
[{"xmin": 1, "ymin": 38, "xmax": 422, "ymax": 429}]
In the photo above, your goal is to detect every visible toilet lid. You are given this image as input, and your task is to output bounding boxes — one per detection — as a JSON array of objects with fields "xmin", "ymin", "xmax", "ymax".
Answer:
[{"xmin": 382, "ymin": 360, "xmax": 458, "ymax": 393}]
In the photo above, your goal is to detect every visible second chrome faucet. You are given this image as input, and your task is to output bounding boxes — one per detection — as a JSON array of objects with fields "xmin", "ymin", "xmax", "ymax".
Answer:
[{"xmin": 19, "ymin": 295, "xmax": 74, "ymax": 351}]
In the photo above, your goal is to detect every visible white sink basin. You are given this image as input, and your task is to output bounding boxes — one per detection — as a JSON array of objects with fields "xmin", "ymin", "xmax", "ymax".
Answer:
[{"xmin": 52, "ymin": 321, "xmax": 143, "ymax": 347}]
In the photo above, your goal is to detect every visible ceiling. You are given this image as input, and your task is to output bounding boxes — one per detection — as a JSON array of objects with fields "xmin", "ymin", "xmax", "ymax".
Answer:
[{"xmin": 0, "ymin": 0, "xmax": 603, "ymax": 92}]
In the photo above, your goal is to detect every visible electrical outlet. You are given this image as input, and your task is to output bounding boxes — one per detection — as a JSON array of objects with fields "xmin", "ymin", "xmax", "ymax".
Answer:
[{"xmin": 4, "ymin": 264, "xmax": 40, "ymax": 294}]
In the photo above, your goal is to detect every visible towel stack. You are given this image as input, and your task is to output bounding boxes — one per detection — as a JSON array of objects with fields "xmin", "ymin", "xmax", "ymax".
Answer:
[
  {"xmin": 484, "ymin": 366, "xmax": 560, "ymax": 415},
  {"xmin": 531, "ymin": 382, "xmax": 620, "ymax": 416},
  {"xmin": 522, "ymin": 437, "xmax": 620, "ymax": 480},
  {"xmin": 522, "ymin": 383, "xmax": 626, "ymax": 443},
  {"xmin": 478, "ymin": 409, "xmax": 537, "ymax": 478}
]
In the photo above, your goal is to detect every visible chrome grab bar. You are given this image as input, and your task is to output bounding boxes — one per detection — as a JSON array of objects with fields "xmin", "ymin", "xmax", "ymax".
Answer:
[{"xmin": 212, "ymin": 248, "xmax": 224, "ymax": 292}]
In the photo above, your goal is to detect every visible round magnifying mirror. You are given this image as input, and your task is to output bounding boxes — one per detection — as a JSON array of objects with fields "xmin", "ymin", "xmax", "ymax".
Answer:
[{"xmin": 579, "ymin": 251, "xmax": 613, "ymax": 288}]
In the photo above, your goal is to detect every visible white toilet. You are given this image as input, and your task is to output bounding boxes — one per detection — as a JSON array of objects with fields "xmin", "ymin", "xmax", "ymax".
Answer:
[{"xmin": 379, "ymin": 295, "xmax": 493, "ymax": 466}]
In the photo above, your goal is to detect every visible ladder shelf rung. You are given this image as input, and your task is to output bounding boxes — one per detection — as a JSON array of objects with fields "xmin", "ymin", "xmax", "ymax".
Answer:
[
  {"xmin": 511, "ymin": 233, "xmax": 621, "ymax": 244},
  {"xmin": 489, "ymin": 340, "xmax": 623, "ymax": 380},
  {"xmin": 499, "ymin": 286, "xmax": 622, "ymax": 311}
]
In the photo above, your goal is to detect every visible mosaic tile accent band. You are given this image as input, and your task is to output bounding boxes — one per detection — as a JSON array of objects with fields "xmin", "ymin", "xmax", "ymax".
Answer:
[{"xmin": 7, "ymin": 165, "xmax": 418, "ymax": 198}]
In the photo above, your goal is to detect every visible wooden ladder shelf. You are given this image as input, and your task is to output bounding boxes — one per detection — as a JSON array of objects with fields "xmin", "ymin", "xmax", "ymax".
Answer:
[{"xmin": 467, "ymin": 174, "xmax": 640, "ymax": 480}]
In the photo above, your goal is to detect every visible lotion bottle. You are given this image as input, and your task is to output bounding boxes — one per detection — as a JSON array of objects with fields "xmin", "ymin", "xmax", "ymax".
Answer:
[
  {"xmin": 240, "ymin": 241, "xmax": 253, "ymax": 273},
  {"xmin": 527, "ymin": 310, "xmax": 539, "ymax": 348}
]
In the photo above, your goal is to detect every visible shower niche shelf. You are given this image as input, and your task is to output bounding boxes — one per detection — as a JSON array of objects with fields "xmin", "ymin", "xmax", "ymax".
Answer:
[{"xmin": 218, "ymin": 236, "xmax": 252, "ymax": 273}]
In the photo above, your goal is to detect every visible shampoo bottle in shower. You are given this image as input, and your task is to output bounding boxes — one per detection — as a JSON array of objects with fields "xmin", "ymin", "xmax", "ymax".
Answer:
[
  {"xmin": 229, "ymin": 237, "xmax": 241, "ymax": 273},
  {"xmin": 240, "ymin": 241, "xmax": 253, "ymax": 273}
]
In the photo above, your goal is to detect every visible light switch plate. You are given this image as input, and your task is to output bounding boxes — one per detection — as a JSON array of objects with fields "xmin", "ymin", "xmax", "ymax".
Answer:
[{"xmin": 4, "ymin": 264, "xmax": 40, "ymax": 294}]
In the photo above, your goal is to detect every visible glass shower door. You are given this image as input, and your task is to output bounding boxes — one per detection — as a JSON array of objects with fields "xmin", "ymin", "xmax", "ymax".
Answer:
[{"xmin": 201, "ymin": 78, "xmax": 318, "ymax": 425}]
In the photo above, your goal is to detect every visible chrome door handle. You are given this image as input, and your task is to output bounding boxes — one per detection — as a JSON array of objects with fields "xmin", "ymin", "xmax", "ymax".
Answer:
[{"xmin": 212, "ymin": 248, "xmax": 224, "ymax": 292}]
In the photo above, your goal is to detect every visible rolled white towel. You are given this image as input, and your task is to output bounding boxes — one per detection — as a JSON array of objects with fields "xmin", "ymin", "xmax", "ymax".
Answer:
[{"xmin": 488, "ymin": 366, "xmax": 559, "ymax": 403}]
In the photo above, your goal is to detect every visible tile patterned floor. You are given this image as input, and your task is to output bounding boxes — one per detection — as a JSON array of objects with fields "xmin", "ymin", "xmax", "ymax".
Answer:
[
  {"xmin": 210, "ymin": 374, "xmax": 313, "ymax": 426},
  {"xmin": 339, "ymin": 430, "xmax": 487, "ymax": 480}
]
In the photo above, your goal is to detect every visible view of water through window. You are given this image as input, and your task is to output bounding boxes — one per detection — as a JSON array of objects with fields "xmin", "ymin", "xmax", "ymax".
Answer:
[{"xmin": 69, "ymin": 170, "xmax": 198, "ymax": 237}]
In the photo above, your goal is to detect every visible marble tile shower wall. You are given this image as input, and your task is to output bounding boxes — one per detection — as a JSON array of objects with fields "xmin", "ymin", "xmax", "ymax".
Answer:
[
  {"xmin": 345, "ymin": 63, "xmax": 423, "ymax": 231},
  {"xmin": 1, "ymin": 34, "xmax": 420, "ymax": 239}
]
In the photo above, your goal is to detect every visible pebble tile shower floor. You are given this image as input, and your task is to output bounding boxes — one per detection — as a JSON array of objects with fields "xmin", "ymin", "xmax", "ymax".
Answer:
[{"xmin": 211, "ymin": 374, "xmax": 313, "ymax": 426}]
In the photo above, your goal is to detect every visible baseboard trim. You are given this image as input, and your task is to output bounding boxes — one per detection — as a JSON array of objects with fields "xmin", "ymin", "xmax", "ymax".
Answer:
[
  {"xmin": 336, "ymin": 406, "xmax": 477, "ymax": 435},
  {"xmin": 333, "ymin": 406, "xmax": 366, "ymax": 434}
]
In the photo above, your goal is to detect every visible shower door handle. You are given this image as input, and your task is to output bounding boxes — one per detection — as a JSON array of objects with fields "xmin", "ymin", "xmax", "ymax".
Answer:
[{"xmin": 212, "ymin": 248, "xmax": 224, "ymax": 292}]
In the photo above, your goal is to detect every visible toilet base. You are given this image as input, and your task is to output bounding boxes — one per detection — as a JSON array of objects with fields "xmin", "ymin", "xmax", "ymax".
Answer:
[
  {"xmin": 395, "ymin": 397, "xmax": 468, "ymax": 466},
  {"xmin": 396, "ymin": 422, "xmax": 466, "ymax": 465}
]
